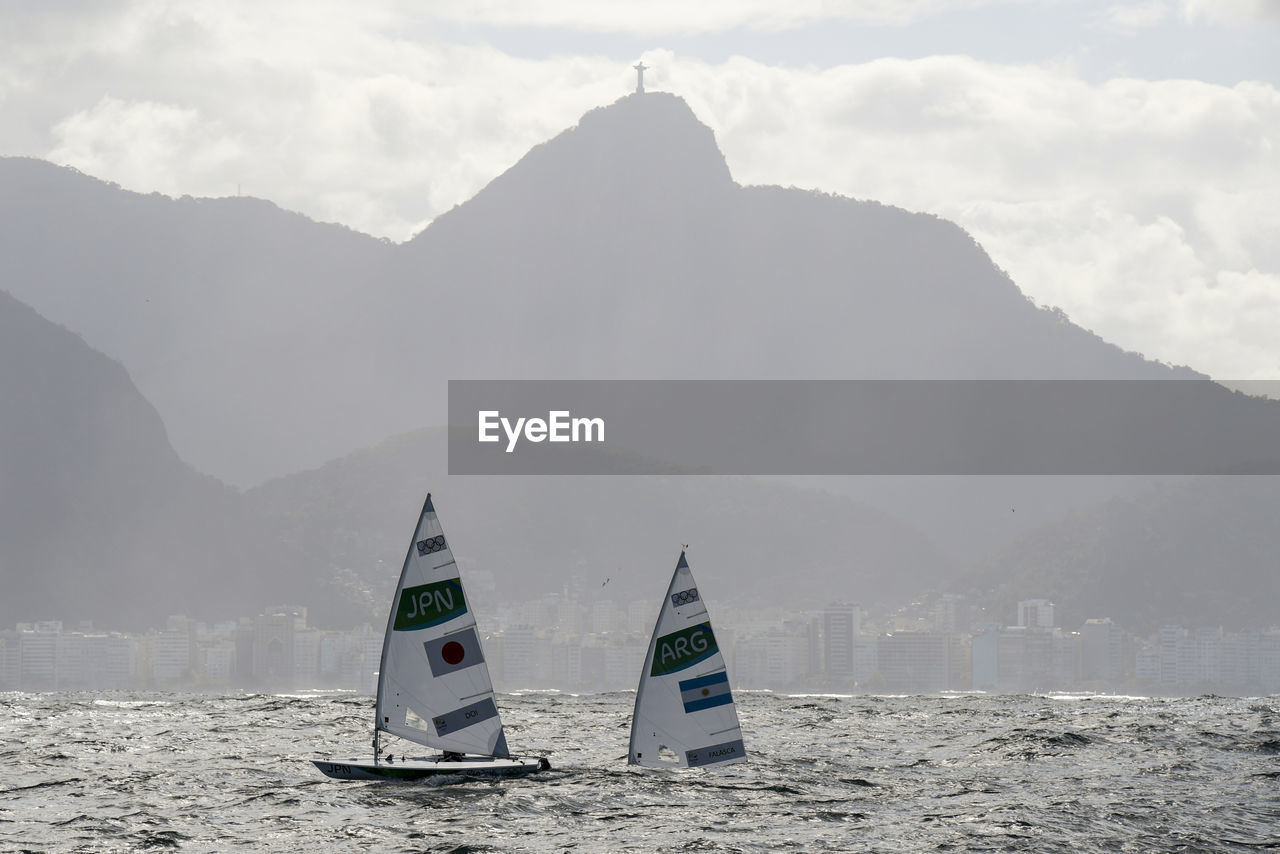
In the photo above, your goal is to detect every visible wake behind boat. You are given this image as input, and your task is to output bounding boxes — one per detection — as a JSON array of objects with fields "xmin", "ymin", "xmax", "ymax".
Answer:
[
  {"xmin": 629, "ymin": 550, "xmax": 747, "ymax": 768},
  {"xmin": 313, "ymin": 493, "xmax": 549, "ymax": 781}
]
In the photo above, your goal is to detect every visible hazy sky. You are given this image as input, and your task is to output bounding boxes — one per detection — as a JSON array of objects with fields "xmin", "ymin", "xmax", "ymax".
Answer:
[{"xmin": 2, "ymin": 1, "xmax": 1276, "ymax": 379}]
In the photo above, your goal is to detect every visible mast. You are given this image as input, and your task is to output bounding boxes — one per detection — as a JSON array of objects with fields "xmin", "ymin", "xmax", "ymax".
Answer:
[
  {"xmin": 628, "ymin": 550, "xmax": 686, "ymax": 764},
  {"xmin": 373, "ymin": 492, "xmax": 435, "ymax": 747}
]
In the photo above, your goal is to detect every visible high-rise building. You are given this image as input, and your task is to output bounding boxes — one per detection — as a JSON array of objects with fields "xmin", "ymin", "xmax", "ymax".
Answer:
[
  {"xmin": 1017, "ymin": 599, "xmax": 1056, "ymax": 629},
  {"xmin": 590, "ymin": 601, "xmax": 620, "ymax": 635},
  {"xmin": 152, "ymin": 624, "xmax": 192, "ymax": 685},
  {"xmin": 1080, "ymin": 618, "xmax": 1122, "ymax": 683},
  {"xmin": 0, "ymin": 631, "xmax": 18, "ymax": 688},
  {"xmin": 877, "ymin": 632, "xmax": 953, "ymax": 693},
  {"xmin": 822, "ymin": 602, "xmax": 860, "ymax": 682},
  {"xmin": 252, "ymin": 609, "xmax": 299, "ymax": 686},
  {"xmin": 627, "ymin": 600, "xmax": 653, "ymax": 635},
  {"xmin": 551, "ymin": 635, "xmax": 583, "ymax": 688},
  {"xmin": 19, "ymin": 622, "xmax": 61, "ymax": 689},
  {"xmin": 993, "ymin": 625, "xmax": 1060, "ymax": 692},
  {"xmin": 501, "ymin": 624, "xmax": 537, "ymax": 689},
  {"xmin": 1159, "ymin": 625, "xmax": 1185, "ymax": 686},
  {"xmin": 294, "ymin": 627, "xmax": 321, "ymax": 685},
  {"xmin": 971, "ymin": 628, "xmax": 999, "ymax": 691},
  {"xmin": 933, "ymin": 594, "xmax": 970, "ymax": 634}
]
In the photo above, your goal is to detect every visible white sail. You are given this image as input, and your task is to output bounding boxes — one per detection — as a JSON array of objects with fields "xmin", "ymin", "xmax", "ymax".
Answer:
[
  {"xmin": 629, "ymin": 551, "xmax": 747, "ymax": 768},
  {"xmin": 374, "ymin": 494, "xmax": 510, "ymax": 757}
]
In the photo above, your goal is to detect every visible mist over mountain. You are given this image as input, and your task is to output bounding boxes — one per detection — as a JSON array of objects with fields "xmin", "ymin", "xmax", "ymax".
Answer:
[
  {"xmin": 242, "ymin": 428, "xmax": 949, "ymax": 627},
  {"xmin": 0, "ymin": 291, "xmax": 312, "ymax": 630},
  {"xmin": 0, "ymin": 291, "xmax": 946, "ymax": 628},
  {"xmin": 955, "ymin": 476, "xmax": 1280, "ymax": 634},
  {"xmin": 0, "ymin": 158, "xmax": 390, "ymax": 487},
  {"xmin": 1, "ymin": 92, "xmax": 1276, "ymax": 635}
]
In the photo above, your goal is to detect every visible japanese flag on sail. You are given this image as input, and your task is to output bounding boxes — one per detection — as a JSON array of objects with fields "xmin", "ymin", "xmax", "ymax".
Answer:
[{"xmin": 424, "ymin": 627, "xmax": 485, "ymax": 677}]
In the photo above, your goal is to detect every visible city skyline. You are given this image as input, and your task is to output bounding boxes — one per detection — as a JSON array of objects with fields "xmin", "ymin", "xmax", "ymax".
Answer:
[{"xmin": 8, "ymin": 588, "xmax": 1278, "ymax": 697}]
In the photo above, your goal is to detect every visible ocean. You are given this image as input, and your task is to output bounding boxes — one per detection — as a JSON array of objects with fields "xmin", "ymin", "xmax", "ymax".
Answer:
[{"xmin": 2, "ymin": 691, "xmax": 1277, "ymax": 853}]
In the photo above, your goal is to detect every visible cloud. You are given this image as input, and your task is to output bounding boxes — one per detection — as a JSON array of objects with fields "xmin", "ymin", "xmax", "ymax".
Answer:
[
  {"xmin": 1092, "ymin": 1, "xmax": 1170, "ymax": 32},
  {"xmin": 411, "ymin": 0, "xmax": 1020, "ymax": 33},
  {"xmin": 4, "ymin": 6, "xmax": 625, "ymax": 235},
  {"xmin": 1179, "ymin": 0, "xmax": 1280, "ymax": 25},
  {"xmin": 49, "ymin": 97, "xmax": 240, "ymax": 194}
]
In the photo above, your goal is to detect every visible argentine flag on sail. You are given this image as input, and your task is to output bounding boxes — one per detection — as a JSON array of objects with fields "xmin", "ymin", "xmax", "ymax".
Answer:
[{"xmin": 679, "ymin": 671, "xmax": 733, "ymax": 713}]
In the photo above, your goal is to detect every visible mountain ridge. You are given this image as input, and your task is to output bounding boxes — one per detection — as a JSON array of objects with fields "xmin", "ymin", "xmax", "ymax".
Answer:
[{"xmin": 1, "ymin": 94, "xmax": 1200, "ymax": 485}]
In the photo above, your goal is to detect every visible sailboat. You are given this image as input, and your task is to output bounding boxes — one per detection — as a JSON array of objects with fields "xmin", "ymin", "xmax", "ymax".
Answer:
[
  {"xmin": 313, "ymin": 493, "xmax": 549, "ymax": 780},
  {"xmin": 629, "ymin": 550, "xmax": 747, "ymax": 768}
]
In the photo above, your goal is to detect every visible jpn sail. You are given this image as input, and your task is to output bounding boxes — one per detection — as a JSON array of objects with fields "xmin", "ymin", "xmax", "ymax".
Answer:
[
  {"xmin": 629, "ymin": 551, "xmax": 747, "ymax": 768},
  {"xmin": 374, "ymin": 494, "xmax": 510, "ymax": 757}
]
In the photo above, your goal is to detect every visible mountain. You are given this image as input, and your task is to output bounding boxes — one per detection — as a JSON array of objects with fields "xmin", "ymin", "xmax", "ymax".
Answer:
[
  {"xmin": 0, "ymin": 287, "xmax": 948, "ymax": 629},
  {"xmin": 387, "ymin": 93, "xmax": 1198, "ymax": 387},
  {"xmin": 0, "ymin": 92, "xmax": 1195, "ymax": 488},
  {"xmin": 0, "ymin": 158, "xmax": 390, "ymax": 487},
  {"xmin": 956, "ymin": 476, "xmax": 1280, "ymax": 633},
  {"xmin": 0, "ymin": 290, "xmax": 312, "ymax": 630},
  {"xmin": 242, "ymin": 428, "xmax": 950, "ymax": 624},
  {"xmin": 3, "ymin": 91, "xmax": 1277, "ymax": 633}
]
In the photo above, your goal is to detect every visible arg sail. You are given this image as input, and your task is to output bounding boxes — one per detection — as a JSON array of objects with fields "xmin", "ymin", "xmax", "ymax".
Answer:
[{"xmin": 629, "ymin": 551, "xmax": 747, "ymax": 768}]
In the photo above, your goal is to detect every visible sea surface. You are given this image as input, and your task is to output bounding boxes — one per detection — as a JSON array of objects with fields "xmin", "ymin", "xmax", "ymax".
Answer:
[{"xmin": 2, "ymin": 691, "xmax": 1278, "ymax": 853}]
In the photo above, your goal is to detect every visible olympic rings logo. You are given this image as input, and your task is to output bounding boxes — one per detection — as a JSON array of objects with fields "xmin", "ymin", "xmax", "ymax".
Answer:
[
  {"xmin": 671, "ymin": 588, "xmax": 700, "ymax": 606},
  {"xmin": 417, "ymin": 535, "xmax": 447, "ymax": 555}
]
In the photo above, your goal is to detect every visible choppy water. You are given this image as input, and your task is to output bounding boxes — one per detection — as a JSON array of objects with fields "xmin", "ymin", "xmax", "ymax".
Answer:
[{"xmin": 2, "ymin": 691, "xmax": 1278, "ymax": 853}]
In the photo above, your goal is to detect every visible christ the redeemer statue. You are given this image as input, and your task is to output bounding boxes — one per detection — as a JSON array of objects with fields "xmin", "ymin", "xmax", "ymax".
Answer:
[{"xmin": 634, "ymin": 62, "xmax": 647, "ymax": 94}]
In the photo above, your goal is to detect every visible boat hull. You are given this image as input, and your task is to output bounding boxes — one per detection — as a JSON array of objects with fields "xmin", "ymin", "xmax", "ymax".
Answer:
[{"xmin": 313, "ymin": 755, "xmax": 549, "ymax": 781}]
